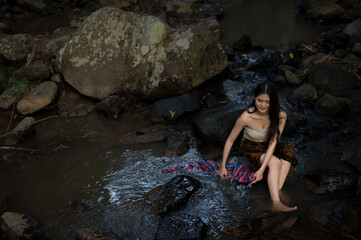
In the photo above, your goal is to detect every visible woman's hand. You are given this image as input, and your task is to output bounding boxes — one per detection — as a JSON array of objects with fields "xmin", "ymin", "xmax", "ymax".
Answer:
[
  {"xmin": 252, "ymin": 169, "xmax": 264, "ymax": 183},
  {"xmin": 219, "ymin": 166, "xmax": 228, "ymax": 180}
]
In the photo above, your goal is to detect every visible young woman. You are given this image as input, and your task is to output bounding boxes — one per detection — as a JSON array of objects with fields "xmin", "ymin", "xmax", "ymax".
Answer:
[{"xmin": 219, "ymin": 81, "xmax": 298, "ymax": 212}]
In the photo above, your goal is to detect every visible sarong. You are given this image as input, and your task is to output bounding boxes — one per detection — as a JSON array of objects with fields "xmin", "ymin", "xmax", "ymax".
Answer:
[
  {"xmin": 162, "ymin": 159, "xmax": 255, "ymax": 187},
  {"xmin": 240, "ymin": 137, "xmax": 298, "ymax": 170}
]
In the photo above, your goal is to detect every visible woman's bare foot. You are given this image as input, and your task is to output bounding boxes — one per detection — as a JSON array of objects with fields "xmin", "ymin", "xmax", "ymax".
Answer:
[{"xmin": 272, "ymin": 201, "xmax": 298, "ymax": 212}]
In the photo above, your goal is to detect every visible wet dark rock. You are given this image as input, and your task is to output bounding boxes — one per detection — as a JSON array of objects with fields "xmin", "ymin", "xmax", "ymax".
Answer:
[
  {"xmin": 343, "ymin": 18, "xmax": 361, "ymax": 44},
  {"xmin": 17, "ymin": 0, "xmax": 47, "ymax": 13},
  {"xmin": 351, "ymin": 42, "xmax": 361, "ymax": 56},
  {"xmin": 309, "ymin": 199, "xmax": 360, "ymax": 237},
  {"xmin": 205, "ymin": 94, "xmax": 218, "ymax": 108},
  {"xmin": 155, "ymin": 214, "xmax": 207, "ymax": 240},
  {"xmin": 344, "ymin": 90, "xmax": 361, "ymax": 114},
  {"xmin": 343, "ymin": 52, "xmax": 361, "ymax": 64},
  {"xmin": 69, "ymin": 199, "xmax": 92, "ymax": 213},
  {"xmin": 116, "ymin": 124, "xmax": 176, "ymax": 145},
  {"xmin": 95, "ymin": 95, "xmax": 123, "ymax": 119},
  {"xmin": 292, "ymin": 83, "xmax": 318, "ymax": 108},
  {"xmin": 0, "ymin": 211, "xmax": 47, "ymax": 240},
  {"xmin": 296, "ymin": 0, "xmax": 345, "ymax": 23},
  {"xmin": 308, "ymin": 63, "xmax": 359, "ymax": 94},
  {"xmin": 57, "ymin": 87, "xmax": 94, "ymax": 118},
  {"xmin": 164, "ymin": 131, "xmax": 191, "ymax": 158},
  {"xmin": 151, "ymin": 93, "xmax": 200, "ymax": 121},
  {"xmin": 0, "ymin": 33, "xmax": 34, "ymax": 63},
  {"xmin": 75, "ymin": 228, "xmax": 121, "ymax": 240},
  {"xmin": 303, "ymin": 170, "xmax": 357, "ymax": 193},
  {"xmin": 300, "ymin": 115, "xmax": 338, "ymax": 139},
  {"xmin": 145, "ymin": 175, "xmax": 201, "ymax": 214},
  {"xmin": 283, "ymin": 111, "xmax": 307, "ymax": 136},
  {"xmin": 278, "ymin": 64, "xmax": 296, "ymax": 73},
  {"xmin": 300, "ymin": 52, "xmax": 326, "ymax": 70},
  {"xmin": 17, "ymin": 81, "xmax": 58, "ymax": 115},
  {"xmin": 0, "ymin": 64, "xmax": 9, "ymax": 93},
  {"xmin": 0, "ymin": 191, "xmax": 12, "ymax": 215},
  {"xmin": 0, "ymin": 23, "xmax": 11, "ymax": 34},
  {"xmin": 0, "ymin": 87, "xmax": 18, "ymax": 110},
  {"xmin": 193, "ymin": 101, "xmax": 246, "ymax": 144},
  {"xmin": 5, "ymin": 116, "xmax": 36, "ymax": 146},
  {"xmin": 262, "ymin": 50, "xmax": 282, "ymax": 68},
  {"xmin": 12, "ymin": 64, "xmax": 51, "ymax": 82},
  {"xmin": 232, "ymin": 35, "xmax": 252, "ymax": 52},
  {"xmin": 223, "ymin": 211, "xmax": 299, "ymax": 239},
  {"xmin": 321, "ymin": 24, "xmax": 349, "ymax": 49},
  {"xmin": 284, "ymin": 71, "xmax": 301, "ymax": 85},
  {"xmin": 314, "ymin": 93, "xmax": 350, "ymax": 115},
  {"xmin": 340, "ymin": 150, "xmax": 361, "ymax": 175},
  {"xmin": 334, "ymin": 48, "xmax": 348, "ymax": 58}
]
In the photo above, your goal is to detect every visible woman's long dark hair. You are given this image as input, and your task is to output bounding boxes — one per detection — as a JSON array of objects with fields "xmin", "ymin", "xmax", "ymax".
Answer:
[{"xmin": 247, "ymin": 81, "xmax": 281, "ymax": 142}]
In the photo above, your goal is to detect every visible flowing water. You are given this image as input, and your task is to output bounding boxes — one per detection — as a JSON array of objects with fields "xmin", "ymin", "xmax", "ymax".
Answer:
[{"xmin": 1, "ymin": 1, "xmax": 357, "ymax": 239}]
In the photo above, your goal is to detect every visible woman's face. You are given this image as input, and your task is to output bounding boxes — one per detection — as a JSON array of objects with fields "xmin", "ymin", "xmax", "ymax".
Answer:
[{"xmin": 254, "ymin": 93, "xmax": 270, "ymax": 114}]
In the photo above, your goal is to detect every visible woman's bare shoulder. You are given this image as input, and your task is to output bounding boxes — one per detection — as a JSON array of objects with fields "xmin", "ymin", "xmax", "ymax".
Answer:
[{"xmin": 279, "ymin": 109, "xmax": 287, "ymax": 120}]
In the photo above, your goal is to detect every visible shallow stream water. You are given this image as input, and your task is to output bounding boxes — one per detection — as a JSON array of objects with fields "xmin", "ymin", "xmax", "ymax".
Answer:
[{"xmin": 1, "ymin": 1, "xmax": 358, "ymax": 239}]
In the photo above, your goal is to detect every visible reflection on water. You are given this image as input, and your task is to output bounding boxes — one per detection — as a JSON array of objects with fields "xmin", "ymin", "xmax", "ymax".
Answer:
[{"xmin": 221, "ymin": 0, "xmax": 330, "ymax": 48}]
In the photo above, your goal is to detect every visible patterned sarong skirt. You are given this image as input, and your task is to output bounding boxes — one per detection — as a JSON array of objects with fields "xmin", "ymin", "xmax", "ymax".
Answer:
[{"xmin": 240, "ymin": 137, "xmax": 298, "ymax": 171}]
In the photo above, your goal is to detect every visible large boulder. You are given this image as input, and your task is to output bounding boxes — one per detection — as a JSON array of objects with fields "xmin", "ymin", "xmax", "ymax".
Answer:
[
  {"xmin": 155, "ymin": 214, "xmax": 207, "ymax": 240},
  {"xmin": 0, "ymin": 34, "xmax": 34, "ymax": 63},
  {"xmin": 57, "ymin": 6, "xmax": 227, "ymax": 100},
  {"xmin": 343, "ymin": 18, "xmax": 361, "ymax": 44},
  {"xmin": 17, "ymin": 81, "xmax": 58, "ymax": 115}
]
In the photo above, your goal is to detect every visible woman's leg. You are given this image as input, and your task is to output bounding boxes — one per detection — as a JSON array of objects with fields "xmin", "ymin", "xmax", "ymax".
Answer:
[
  {"xmin": 260, "ymin": 154, "xmax": 297, "ymax": 212},
  {"xmin": 278, "ymin": 159, "xmax": 291, "ymax": 190}
]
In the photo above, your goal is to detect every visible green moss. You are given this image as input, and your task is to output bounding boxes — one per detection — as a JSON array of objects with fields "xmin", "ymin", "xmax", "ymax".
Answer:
[{"xmin": 7, "ymin": 77, "xmax": 30, "ymax": 96}]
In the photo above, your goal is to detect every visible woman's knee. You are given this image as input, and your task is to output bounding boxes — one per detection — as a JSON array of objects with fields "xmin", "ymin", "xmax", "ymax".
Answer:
[{"xmin": 268, "ymin": 156, "xmax": 281, "ymax": 169}]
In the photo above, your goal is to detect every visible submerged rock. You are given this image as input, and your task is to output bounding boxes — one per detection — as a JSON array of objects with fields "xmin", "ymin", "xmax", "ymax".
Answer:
[
  {"xmin": 145, "ymin": 175, "xmax": 201, "ymax": 214},
  {"xmin": 223, "ymin": 211, "xmax": 299, "ymax": 239},
  {"xmin": 309, "ymin": 199, "xmax": 360, "ymax": 237},
  {"xmin": 57, "ymin": 6, "xmax": 227, "ymax": 100},
  {"xmin": 302, "ymin": 170, "xmax": 357, "ymax": 193},
  {"xmin": 116, "ymin": 124, "xmax": 175, "ymax": 145},
  {"xmin": 155, "ymin": 214, "xmax": 207, "ymax": 240},
  {"xmin": 5, "ymin": 116, "xmax": 36, "ymax": 146},
  {"xmin": 75, "ymin": 228, "xmax": 121, "ymax": 240},
  {"xmin": 0, "ymin": 191, "xmax": 13, "ymax": 215},
  {"xmin": 164, "ymin": 131, "xmax": 191, "ymax": 158},
  {"xmin": 0, "ymin": 211, "xmax": 46, "ymax": 240}
]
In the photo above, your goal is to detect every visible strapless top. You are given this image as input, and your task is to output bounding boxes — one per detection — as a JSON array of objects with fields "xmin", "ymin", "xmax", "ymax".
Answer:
[{"xmin": 243, "ymin": 126, "xmax": 268, "ymax": 142}]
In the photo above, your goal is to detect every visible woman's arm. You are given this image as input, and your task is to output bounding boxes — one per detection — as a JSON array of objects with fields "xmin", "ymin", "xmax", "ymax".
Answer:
[
  {"xmin": 219, "ymin": 112, "xmax": 247, "ymax": 179},
  {"xmin": 252, "ymin": 111, "xmax": 288, "ymax": 182}
]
